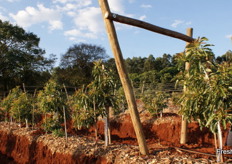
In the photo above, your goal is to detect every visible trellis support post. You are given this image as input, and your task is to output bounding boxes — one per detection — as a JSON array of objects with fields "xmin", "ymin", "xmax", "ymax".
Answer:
[
  {"xmin": 98, "ymin": 0, "xmax": 149, "ymax": 155},
  {"xmin": 180, "ymin": 28, "xmax": 193, "ymax": 144}
]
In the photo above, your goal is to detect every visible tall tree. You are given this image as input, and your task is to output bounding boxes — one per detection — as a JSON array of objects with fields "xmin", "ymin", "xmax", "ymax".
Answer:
[
  {"xmin": 216, "ymin": 50, "xmax": 232, "ymax": 64},
  {"xmin": 143, "ymin": 54, "xmax": 155, "ymax": 72},
  {"xmin": 0, "ymin": 20, "xmax": 54, "ymax": 91},
  {"xmin": 161, "ymin": 53, "xmax": 172, "ymax": 68},
  {"xmin": 125, "ymin": 57, "xmax": 145, "ymax": 74},
  {"xmin": 55, "ymin": 43, "xmax": 108, "ymax": 87}
]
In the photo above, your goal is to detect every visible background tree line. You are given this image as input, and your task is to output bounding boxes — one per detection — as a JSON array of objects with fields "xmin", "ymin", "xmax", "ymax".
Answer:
[{"xmin": 1, "ymin": 20, "xmax": 232, "ymax": 98}]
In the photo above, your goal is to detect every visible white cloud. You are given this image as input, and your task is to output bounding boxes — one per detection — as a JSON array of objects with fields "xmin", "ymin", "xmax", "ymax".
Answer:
[
  {"xmin": 9, "ymin": 4, "xmax": 63, "ymax": 30},
  {"xmin": 108, "ymin": 0, "xmax": 125, "ymax": 14},
  {"xmin": 64, "ymin": 6, "xmax": 104, "ymax": 41},
  {"xmin": 226, "ymin": 34, "xmax": 232, "ymax": 39},
  {"xmin": 64, "ymin": 29, "xmax": 97, "ymax": 41},
  {"xmin": 73, "ymin": 7, "xmax": 103, "ymax": 34},
  {"xmin": 186, "ymin": 21, "xmax": 192, "ymax": 25},
  {"xmin": 7, "ymin": 0, "xmax": 131, "ymax": 42},
  {"xmin": 62, "ymin": 3, "xmax": 77, "ymax": 10},
  {"xmin": 67, "ymin": 11, "xmax": 76, "ymax": 17},
  {"xmin": 0, "ymin": 13, "xmax": 8, "ymax": 21},
  {"xmin": 6, "ymin": 0, "xmax": 20, "ymax": 2},
  {"xmin": 171, "ymin": 20, "xmax": 192, "ymax": 28},
  {"xmin": 139, "ymin": 15, "xmax": 146, "ymax": 21},
  {"xmin": 52, "ymin": 0, "xmax": 69, "ymax": 3},
  {"xmin": 171, "ymin": 20, "xmax": 184, "ymax": 28},
  {"xmin": 141, "ymin": 4, "xmax": 152, "ymax": 8},
  {"xmin": 49, "ymin": 20, "xmax": 63, "ymax": 31},
  {"xmin": 52, "ymin": 0, "xmax": 92, "ymax": 8}
]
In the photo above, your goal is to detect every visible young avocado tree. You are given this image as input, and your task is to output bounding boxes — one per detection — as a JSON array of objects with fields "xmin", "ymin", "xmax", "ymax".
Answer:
[
  {"xmin": 10, "ymin": 91, "xmax": 33, "ymax": 127},
  {"xmin": 37, "ymin": 79, "xmax": 67, "ymax": 136},
  {"xmin": 176, "ymin": 37, "xmax": 232, "ymax": 162},
  {"xmin": 70, "ymin": 60, "xmax": 118, "ymax": 146},
  {"xmin": 1, "ymin": 86, "xmax": 32, "ymax": 126},
  {"xmin": 0, "ymin": 87, "xmax": 23, "ymax": 122},
  {"xmin": 89, "ymin": 60, "xmax": 118, "ymax": 146},
  {"xmin": 70, "ymin": 87, "xmax": 95, "ymax": 130},
  {"xmin": 142, "ymin": 91, "xmax": 168, "ymax": 118}
]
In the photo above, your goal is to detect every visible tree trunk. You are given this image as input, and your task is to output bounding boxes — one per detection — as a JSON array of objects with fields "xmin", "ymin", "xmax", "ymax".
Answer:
[
  {"xmin": 141, "ymin": 81, "xmax": 145, "ymax": 95},
  {"xmin": 18, "ymin": 107, "xmax": 21, "ymax": 128},
  {"xmin": 104, "ymin": 106, "xmax": 110, "ymax": 147},
  {"xmin": 25, "ymin": 119, "xmax": 28, "ymax": 129},
  {"xmin": 180, "ymin": 116, "xmax": 187, "ymax": 144},
  {"xmin": 10, "ymin": 116, "xmax": 12, "ymax": 125},
  {"xmin": 226, "ymin": 127, "xmax": 232, "ymax": 146},
  {"xmin": 104, "ymin": 117, "xmax": 108, "ymax": 147},
  {"xmin": 98, "ymin": 0, "xmax": 149, "ymax": 155},
  {"xmin": 217, "ymin": 121, "xmax": 224, "ymax": 163},
  {"xmin": 108, "ymin": 107, "xmax": 111, "ymax": 144},
  {"xmin": 214, "ymin": 132, "xmax": 218, "ymax": 150},
  {"xmin": 45, "ymin": 114, "xmax": 47, "ymax": 134},
  {"xmin": 93, "ymin": 99, "xmax": 98, "ymax": 143}
]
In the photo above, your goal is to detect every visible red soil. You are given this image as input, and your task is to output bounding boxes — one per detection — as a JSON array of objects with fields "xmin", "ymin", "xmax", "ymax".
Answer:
[{"xmin": 0, "ymin": 112, "xmax": 231, "ymax": 163}]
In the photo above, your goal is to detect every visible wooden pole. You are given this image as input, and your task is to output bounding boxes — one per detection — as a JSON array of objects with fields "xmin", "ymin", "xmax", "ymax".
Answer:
[
  {"xmin": 180, "ymin": 28, "xmax": 193, "ymax": 144},
  {"xmin": 98, "ymin": 0, "xmax": 149, "ymax": 155},
  {"xmin": 105, "ymin": 12, "xmax": 194, "ymax": 43}
]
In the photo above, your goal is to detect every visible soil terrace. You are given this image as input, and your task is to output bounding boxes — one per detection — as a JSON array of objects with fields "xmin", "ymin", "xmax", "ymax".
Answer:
[{"xmin": 0, "ymin": 111, "xmax": 232, "ymax": 163}]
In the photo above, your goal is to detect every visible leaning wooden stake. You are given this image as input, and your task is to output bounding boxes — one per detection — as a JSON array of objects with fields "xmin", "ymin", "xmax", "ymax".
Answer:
[
  {"xmin": 98, "ymin": 0, "xmax": 149, "ymax": 155},
  {"xmin": 180, "ymin": 28, "xmax": 193, "ymax": 144}
]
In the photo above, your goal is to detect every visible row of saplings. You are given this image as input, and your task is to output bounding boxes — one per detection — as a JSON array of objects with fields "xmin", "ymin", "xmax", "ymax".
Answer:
[
  {"xmin": 0, "ymin": 60, "xmax": 167, "ymax": 147},
  {"xmin": 0, "ymin": 61, "xmax": 118, "ymax": 146}
]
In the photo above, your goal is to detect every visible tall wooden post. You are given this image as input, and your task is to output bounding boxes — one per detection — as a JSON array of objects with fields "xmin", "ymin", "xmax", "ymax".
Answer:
[
  {"xmin": 180, "ymin": 28, "xmax": 193, "ymax": 144},
  {"xmin": 98, "ymin": 0, "xmax": 149, "ymax": 155}
]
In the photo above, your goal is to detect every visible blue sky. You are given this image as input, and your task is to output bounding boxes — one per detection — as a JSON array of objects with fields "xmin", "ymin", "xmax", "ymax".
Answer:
[{"xmin": 1, "ymin": 0, "xmax": 232, "ymax": 65}]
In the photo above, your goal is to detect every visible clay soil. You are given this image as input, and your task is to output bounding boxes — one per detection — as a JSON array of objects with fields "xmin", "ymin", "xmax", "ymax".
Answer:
[{"xmin": 0, "ymin": 103, "xmax": 232, "ymax": 163}]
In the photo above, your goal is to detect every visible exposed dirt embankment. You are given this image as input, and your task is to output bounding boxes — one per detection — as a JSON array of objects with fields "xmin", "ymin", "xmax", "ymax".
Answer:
[
  {"xmin": 93, "ymin": 113, "xmax": 228, "ymax": 147},
  {"xmin": 0, "ymin": 123, "xmax": 106, "ymax": 164},
  {"xmin": 0, "ymin": 113, "xmax": 230, "ymax": 163}
]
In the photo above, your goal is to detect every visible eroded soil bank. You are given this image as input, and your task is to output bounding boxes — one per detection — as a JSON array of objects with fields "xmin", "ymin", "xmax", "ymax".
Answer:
[
  {"xmin": 0, "ymin": 113, "xmax": 231, "ymax": 163},
  {"xmin": 0, "ymin": 123, "xmax": 107, "ymax": 164}
]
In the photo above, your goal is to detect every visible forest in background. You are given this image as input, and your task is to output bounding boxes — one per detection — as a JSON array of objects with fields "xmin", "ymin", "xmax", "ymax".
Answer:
[{"xmin": 1, "ymin": 20, "xmax": 231, "ymax": 98}]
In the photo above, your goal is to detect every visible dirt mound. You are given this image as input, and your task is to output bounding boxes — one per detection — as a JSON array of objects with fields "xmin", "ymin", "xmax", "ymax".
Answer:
[{"xmin": 88, "ymin": 113, "xmax": 227, "ymax": 148}]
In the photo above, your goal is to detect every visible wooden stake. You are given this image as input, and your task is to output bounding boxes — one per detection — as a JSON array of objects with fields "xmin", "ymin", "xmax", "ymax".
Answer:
[
  {"xmin": 105, "ymin": 12, "xmax": 194, "ymax": 43},
  {"xmin": 63, "ymin": 106, "xmax": 68, "ymax": 142},
  {"xmin": 180, "ymin": 28, "xmax": 193, "ymax": 144},
  {"xmin": 98, "ymin": 0, "xmax": 149, "ymax": 155}
]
